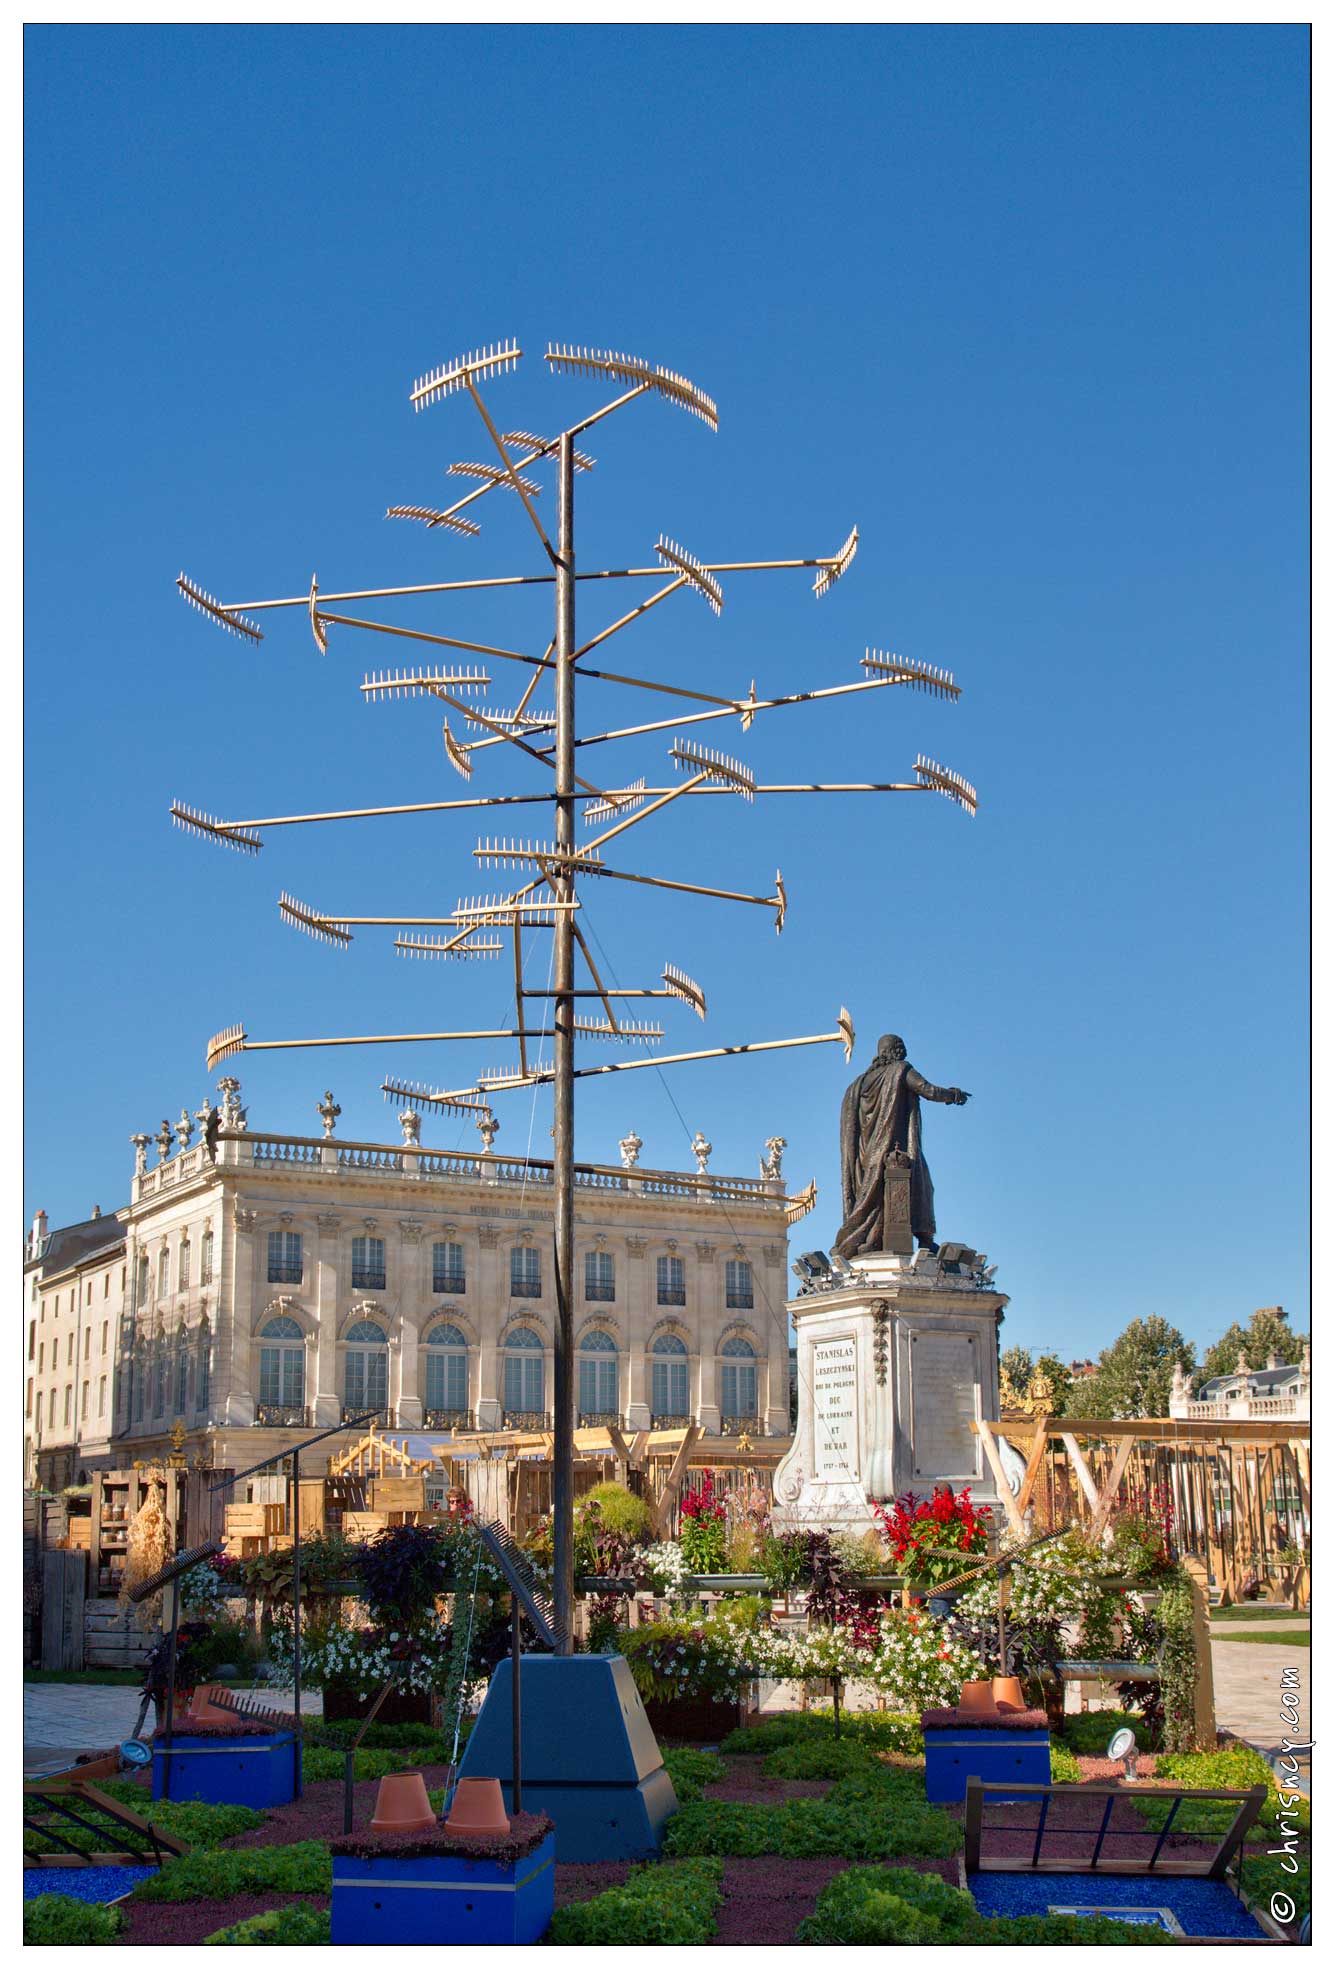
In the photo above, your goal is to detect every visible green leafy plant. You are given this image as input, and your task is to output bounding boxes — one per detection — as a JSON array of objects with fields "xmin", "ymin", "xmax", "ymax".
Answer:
[
  {"xmin": 24, "ymin": 1895, "xmax": 125, "ymax": 1945},
  {"xmin": 203, "ymin": 1906, "xmax": 332, "ymax": 1945},
  {"xmin": 972, "ymin": 1912, "xmax": 1175, "ymax": 1944},
  {"xmin": 24, "ymin": 1794, "xmax": 266, "ymax": 1856},
  {"xmin": 131, "ymin": 1840, "xmax": 331, "ymax": 1902},
  {"xmin": 759, "ymin": 1528, "xmax": 809, "ymax": 1593},
  {"xmin": 1154, "ymin": 1571, "xmax": 1200, "ymax": 1752},
  {"xmin": 664, "ymin": 1762, "xmax": 961, "ymax": 1861},
  {"xmin": 1058, "ymin": 1709, "xmax": 1152, "ymax": 1756},
  {"xmin": 721, "ymin": 1709, "xmax": 923, "ymax": 1757},
  {"xmin": 764, "ymin": 1737, "xmax": 885, "ymax": 1781},
  {"xmin": 678, "ymin": 1473, "xmax": 727, "ymax": 1574},
  {"xmin": 661, "ymin": 1746, "xmax": 726, "ymax": 1802},
  {"xmin": 548, "ymin": 1856, "xmax": 723, "ymax": 1944},
  {"xmin": 1238, "ymin": 1846, "xmax": 1311, "ymax": 1927},
  {"xmin": 302, "ymin": 1743, "xmax": 420, "ymax": 1783},
  {"xmin": 797, "ymin": 1864, "xmax": 977, "ymax": 1943},
  {"xmin": 579, "ymin": 1480, "xmax": 654, "ymax": 1545}
]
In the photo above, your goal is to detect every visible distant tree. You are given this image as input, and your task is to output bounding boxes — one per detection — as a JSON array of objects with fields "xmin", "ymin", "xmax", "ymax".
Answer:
[
  {"xmin": 1199, "ymin": 1307, "xmax": 1306, "ymax": 1385},
  {"xmin": 1000, "ymin": 1346, "xmax": 1033, "ymax": 1393},
  {"xmin": 1032, "ymin": 1353, "xmax": 1074, "ymax": 1418},
  {"xmin": 1080, "ymin": 1316, "xmax": 1196, "ymax": 1419}
]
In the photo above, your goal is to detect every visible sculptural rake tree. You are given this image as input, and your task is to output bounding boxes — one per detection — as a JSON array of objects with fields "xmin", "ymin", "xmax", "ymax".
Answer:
[{"xmin": 171, "ymin": 338, "xmax": 978, "ymax": 1649}]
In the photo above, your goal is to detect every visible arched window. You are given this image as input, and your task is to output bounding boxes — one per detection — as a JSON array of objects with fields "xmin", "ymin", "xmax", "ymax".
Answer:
[
  {"xmin": 503, "ymin": 1325, "xmax": 544, "ymax": 1421},
  {"xmin": 344, "ymin": 1319, "xmax": 388, "ymax": 1415},
  {"xmin": 720, "ymin": 1336, "xmax": 758, "ymax": 1422},
  {"xmin": 259, "ymin": 1315, "xmax": 305, "ymax": 1418},
  {"xmin": 651, "ymin": 1332, "xmax": 689, "ymax": 1420},
  {"xmin": 424, "ymin": 1322, "xmax": 469, "ymax": 1420},
  {"xmin": 578, "ymin": 1329, "xmax": 618, "ymax": 1419}
]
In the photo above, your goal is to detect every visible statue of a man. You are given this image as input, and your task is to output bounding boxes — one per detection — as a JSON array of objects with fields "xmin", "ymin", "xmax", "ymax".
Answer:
[{"xmin": 833, "ymin": 1033, "xmax": 969, "ymax": 1259}]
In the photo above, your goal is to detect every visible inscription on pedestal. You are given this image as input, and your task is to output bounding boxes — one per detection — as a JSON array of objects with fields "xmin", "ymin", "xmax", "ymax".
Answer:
[
  {"xmin": 910, "ymin": 1331, "xmax": 978, "ymax": 1478},
  {"xmin": 813, "ymin": 1336, "xmax": 859, "ymax": 1481}
]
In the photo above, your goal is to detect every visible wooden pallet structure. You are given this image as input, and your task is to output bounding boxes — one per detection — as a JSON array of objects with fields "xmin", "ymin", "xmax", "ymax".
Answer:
[{"xmin": 977, "ymin": 1414, "xmax": 1311, "ymax": 1607}]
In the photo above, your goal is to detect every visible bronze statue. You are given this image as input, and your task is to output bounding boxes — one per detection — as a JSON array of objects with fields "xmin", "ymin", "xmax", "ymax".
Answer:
[{"xmin": 833, "ymin": 1034, "xmax": 969, "ymax": 1259}]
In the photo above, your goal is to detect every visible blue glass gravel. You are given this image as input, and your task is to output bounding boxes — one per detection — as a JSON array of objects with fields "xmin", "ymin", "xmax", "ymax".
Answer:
[
  {"xmin": 24, "ymin": 1864, "xmax": 158, "ymax": 1904},
  {"xmin": 968, "ymin": 1870, "xmax": 1264, "ymax": 1938}
]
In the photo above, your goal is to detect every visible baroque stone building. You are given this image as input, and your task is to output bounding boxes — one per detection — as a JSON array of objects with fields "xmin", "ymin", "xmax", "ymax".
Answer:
[{"xmin": 24, "ymin": 1084, "xmax": 800, "ymax": 1488}]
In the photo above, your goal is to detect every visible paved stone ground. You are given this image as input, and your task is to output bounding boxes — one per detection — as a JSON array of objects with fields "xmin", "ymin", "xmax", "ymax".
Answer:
[
  {"xmin": 22, "ymin": 1683, "xmax": 323, "ymax": 1773},
  {"xmin": 1209, "ymin": 1634, "xmax": 1309, "ymax": 1765}
]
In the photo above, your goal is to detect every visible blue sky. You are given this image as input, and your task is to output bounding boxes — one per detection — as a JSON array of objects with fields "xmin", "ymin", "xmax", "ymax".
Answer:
[{"xmin": 24, "ymin": 25, "xmax": 1309, "ymax": 1360}]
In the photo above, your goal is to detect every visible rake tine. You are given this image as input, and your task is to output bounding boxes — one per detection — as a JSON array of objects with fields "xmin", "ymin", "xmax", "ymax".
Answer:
[
  {"xmin": 379, "ymin": 1077, "xmax": 495, "ymax": 1118},
  {"xmin": 572, "ymin": 1016, "xmax": 664, "ymax": 1046},
  {"xmin": 177, "ymin": 573, "xmax": 264, "ymax": 645},
  {"xmin": 813, "ymin": 525, "xmax": 858, "ymax": 599},
  {"xmin": 837, "ymin": 1006, "xmax": 856, "ymax": 1062},
  {"xmin": 410, "ymin": 340, "xmax": 521, "ymax": 411},
  {"xmin": 774, "ymin": 870, "xmax": 788, "ymax": 936},
  {"xmin": 170, "ymin": 802, "xmax": 263, "ymax": 856},
  {"xmin": 544, "ymin": 345, "xmax": 719, "ymax": 431},
  {"xmin": 581, "ymin": 780, "xmax": 650, "ymax": 825},
  {"xmin": 661, "ymin": 964, "xmax": 707, "ymax": 1021},
  {"xmin": 474, "ymin": 837, "xmax": 604, "ymax": 875},
  {"xmin": 385, "ymin": 504, "xmax": 483, "ymax": 538},
  {"xmin": 655, "ymin": 536, "xmax": 724, "ymax": 615},
  {"xmin": 394, "ymin": 933, "xmax": 505, "ymax": 960}
]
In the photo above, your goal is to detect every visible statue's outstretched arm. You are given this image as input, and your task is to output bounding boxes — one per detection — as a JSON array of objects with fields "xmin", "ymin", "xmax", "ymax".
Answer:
[{"xmin": 907, "ymin": 1067, "xmax": 970, "ymax": 1106}]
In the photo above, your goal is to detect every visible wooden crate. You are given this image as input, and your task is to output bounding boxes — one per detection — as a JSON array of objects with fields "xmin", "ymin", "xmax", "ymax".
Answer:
[
  {"xmin": 341, "ymin": 1512, "xmax": 388, "ymax": 1541},
  {"xmin": 84, "ymin": 1601, "xmax": 154, "ymax": 1670},
  {"xmin": 369, "ymin": 1477, "xmax": 426, "ymax": 1514}
]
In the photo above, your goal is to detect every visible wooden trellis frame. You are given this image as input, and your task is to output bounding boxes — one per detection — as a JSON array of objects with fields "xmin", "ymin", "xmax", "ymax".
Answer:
[
  {"xmin": 978, "ymin": 1416, "xmax": 1311, "ymax": 1606},
  {"xmin": 964, "ymin": 1775, "xmax": 1268, "ymax": 1878}
]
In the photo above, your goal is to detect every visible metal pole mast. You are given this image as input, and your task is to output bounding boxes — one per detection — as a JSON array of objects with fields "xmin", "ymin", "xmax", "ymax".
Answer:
[{"xmin": 552, "ymin": 432, "xmax": 576, "ymax": 1653}]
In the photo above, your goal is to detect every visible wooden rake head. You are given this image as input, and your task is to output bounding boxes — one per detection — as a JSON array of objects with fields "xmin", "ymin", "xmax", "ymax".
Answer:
[
  {"xmin": 670, "ymin": 737, "xmax": 755, "ymax": 802},
  {"xmin": 661, "ymin": 963, "xmax": 707, "ymax": 1020},
  {"xmin": 473, "ymin": 837, "xmax": 604, "ymax": 875},
  {"xmin": 582, "ymin": 779, "xmax": 650, "ymax": 825},
  {"xmin": 385, "ymin": 504, "xmax": 482, "ymax": 538},
  {"xmin": 502, "ymin": 431, "xmax": 596, "ymax": 472},
  {"xmin": 655, "ymin": 536, "xmax": 724, "ymax": 615},
  {"xmin": 395, "ymin": 933, "xmax": 504, "ymax": 960},
  {"xmin": 206, "ymin": 1024, "xmax": 247, "ymax": 1072},
  {"xmin": 573, "ymin": 1016, "xmax": 664, "ymax": 1046},
  {"xmin": 774, "ymin": 869, "xmax": 788, "ymax": 936},
  {"xmin": 813, "ymin": 525, "xmax": 859, "ymax": 599},
  {"xmin": 362, "ymin": 668, "xmax": 490, "ymax": 703},
  {"xmin": 453, "ymin": 895, "xmax": 564, "ymax": 926},
  {"xmin": 915, "ymin": 754, "xmax": 978, "ymax": 816},
  {"xmin": 410, "ymin": 340, "xmax": 521, "ymax": 412},
  {"xmin": 861, "ymin": 651, "xmax": 960, "ymax": 700},
  {"xmin": 447, "ymin": 461, "xmax": 543, "ymax": 498},
  {"xmin": 309, "ymin": 576, "xmax": 329, "ymax": 656},
  {"xmin": 278, "ymin": 892, "xmax": 353, "ymax": 948},
  {"xmin": 442, "ymin": 718, "xmax": 473, "ymax": 779},
  {"xmin": 177, "ymin": 574, "xmax": 263, "ymax": 645},
  {"xmin": 462, "ymin": 705, "xmax": 555, "ymax": 733},
  {"xmin": 544, "ymin": 345, "xmax": 719, "ymax": 430},
  {"xmin": 380, "ymin": 1077, "xmax": 494, "ymax": 1119},
  {"xmin": 838, "ymin": 1005, "xmax": 856, "ymax": 1062},
  {"xmin": 170, "ymin": 802, "xmax": 262, "ymax": 856}
]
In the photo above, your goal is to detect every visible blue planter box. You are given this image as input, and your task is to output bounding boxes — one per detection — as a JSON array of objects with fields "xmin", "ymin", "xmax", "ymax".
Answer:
[
  {"xmin": 923, "ymin": 1727, "xmax": 1051, "ymax": 1804},
  {"xmin": 330, "ymin": 1832, "xmax": 556, "ymax": 1945},
  {"xmin": 151, "ymin": 1730, "xmax": 298, "ymax": 1806}
]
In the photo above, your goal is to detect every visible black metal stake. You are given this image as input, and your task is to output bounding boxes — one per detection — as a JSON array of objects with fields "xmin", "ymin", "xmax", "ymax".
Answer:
[
  {"xmin": 291, "ymin": 1445, "xmax": 303, "ymax": 1799},
  {"xmin": 511, "ymin": 1593, "xmax": 523, "ymax": 1814},
  {"xmin": 161, "ymin": 1573, "xmax": 181, "ymax": 1802}
]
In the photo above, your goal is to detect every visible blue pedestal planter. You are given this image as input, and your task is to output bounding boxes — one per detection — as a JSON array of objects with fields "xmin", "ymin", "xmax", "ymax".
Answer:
[
  {"xmin": 457, "ymin": 1654, "xmax": 677, "ymax": 1861},
  {"xmin": 921, "ymin": 1709, "xmax": 1051, "ymax": 1804},
  {"xmin": 330, "ymin": 1824, "xmax": 555, "ymax": 1945},
  {"xmin": 151, "ymin": 1730, "xmax": 298, "ymax": 1806}
]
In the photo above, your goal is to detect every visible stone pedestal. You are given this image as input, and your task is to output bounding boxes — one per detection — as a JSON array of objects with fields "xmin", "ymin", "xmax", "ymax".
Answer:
[{"xmin": 772, "ymin": 1246, "xmax": 1007, "ymax": 1534}]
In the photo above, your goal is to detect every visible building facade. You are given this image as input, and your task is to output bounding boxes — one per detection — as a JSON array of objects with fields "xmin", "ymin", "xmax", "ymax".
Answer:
[
  {"xmin": 1170, "ymin": 1346, "xmax": 1311, "ymax": 1423},
  {"xmin": 24, "ymin": 1083, "xmax": 801, "ymax": 1488}
]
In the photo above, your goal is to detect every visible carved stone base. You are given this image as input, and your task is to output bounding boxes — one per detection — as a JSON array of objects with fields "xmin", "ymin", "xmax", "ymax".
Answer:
[{"xmin": 772, "ymin": 1242, "xmax": 1008, "ymax": 1535}]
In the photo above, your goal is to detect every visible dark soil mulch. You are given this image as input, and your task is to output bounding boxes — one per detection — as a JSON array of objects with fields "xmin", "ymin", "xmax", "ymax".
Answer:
[
  {"xmin": 553, "ymin": 1860, "xmax": 636, "ymax": 1907},
  {"xmin": 225, "ymin": 1766, "xmax": 458, "ymax": 1846},
  {"xmin": 116, "ymin": 1892, "xmax": 327, "ymax": 1946},
  {"xmin": 711, "ymin": 1854, "xmax": 961, "ymax": 1945},
  {"xmin": 707, "ymin": 1760, "xmax": 832, "ymax": 1805}
]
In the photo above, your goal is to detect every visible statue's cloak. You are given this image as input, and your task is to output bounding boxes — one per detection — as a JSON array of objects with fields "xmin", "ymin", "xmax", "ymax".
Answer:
[{"xmin": 834, "ymin": 1056, "xmax": 937, "ymax": 1257}]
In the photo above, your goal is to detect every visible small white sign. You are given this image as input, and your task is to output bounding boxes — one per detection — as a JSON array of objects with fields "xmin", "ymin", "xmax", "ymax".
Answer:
[{"xmin": 812, "ymin": 1336, "xmax": 859, "ymax": 1480}]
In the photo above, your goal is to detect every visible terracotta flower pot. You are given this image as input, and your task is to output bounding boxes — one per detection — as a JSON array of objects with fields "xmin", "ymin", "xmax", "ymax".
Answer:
[
  {"xmin": 958, "ymin": 1680, "xmax": 998, "ymax": 1715},
  {"xmin": 371, "ymin": 1771, "xmax": 436, "ymax": 1833},
  {"xmin": 991, "ymin": 1676, "xmax": 1025, "ymax": 1710},
  {"xmin": 445, "ymin": 1776, "xmax": 510, "ymax": 1836}
]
